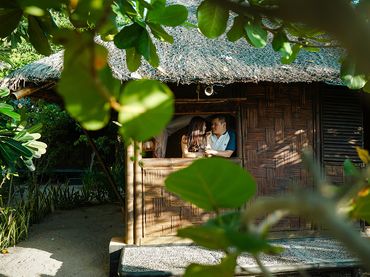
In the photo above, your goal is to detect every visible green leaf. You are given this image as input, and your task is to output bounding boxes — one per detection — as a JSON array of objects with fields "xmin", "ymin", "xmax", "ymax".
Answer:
[
  {"xmin": 244, "ymin": 20, "xmax": 267, "ymax": 48},
  {"xmin": 114, "ymin": 23, "xmax": 144, "ymax": 49},
  {"xmin": 0, "ymin": 103, "xmax": 20, "ymax": 121},
  {"xmin": 136, "ymin": 29, "xmax": 159, "ymax": 67},
  {"xmin": 147, "ymin": 4, "xmax": 188, "ymax": 26},
  {"xmin": 58, "ymin": 36, "xmax": 111, "ymax": 130},
  {"xmin": 197, "ymin": 0, "xmax": 229, "ymax": 38},
  {"xmin": 0, "ymin": 87, "xmax": 10, "ymax": 98},
  {"xmin": 226, "ymin": 16, "xmax": 245, "ymax": 42},
  {"xmin": 165, "ymin": 158, "xmax": 256, "ymax": 211},
  {"xmin": 272, "ymin": 31, "xmax": 292, "ymax": 55},
  {"xmin": 126, "ymin": 47, "xmax": 142, "ymax": 72},
  {"xmin": 2, "ymin": 137, "xmax": 33, "ymax": 158},
  {"xmin": 178, "ymin": 225, "xmax": 231, "ymax": 250},
  {"xmin": 341, "ymin": 59, "xmax": 367, "ymax": 90},
  {"xmin": 148, "ymin": 23, "xmax": 174, "ymax": 43},
  {"xmin": 0, "ymin": 6, "xmax": 23, "ymax": 38},
  {"xmin": 118, "ymin": 80, "xmax": 174, "ymax": 141},
  {"xmin": 352, "ymin": 188, "xmax": 370, "ymax": 222},
  {"xmin": 28, "ymin": 16, "xmax": 51, "ymax": 55},
  {"xmin": 343, "ymin": 159, "xmax": 360, "ymax": 177},
  {"xmin": 184, "ymin": 254, "xmax": 237, "ymax": 277},
  {"xmin": 281, "ymin": 44, "xmax": 302, "ymax": 64}
]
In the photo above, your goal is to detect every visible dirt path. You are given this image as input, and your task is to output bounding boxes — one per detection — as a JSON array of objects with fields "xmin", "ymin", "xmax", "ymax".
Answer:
[{"xmin": 0, "ymin": 204, "xmax": 124, "ymax": 277}]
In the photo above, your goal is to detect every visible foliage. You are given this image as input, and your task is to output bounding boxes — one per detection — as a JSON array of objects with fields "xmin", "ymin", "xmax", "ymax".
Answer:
[
  {"xmin": 166, "ymin": 152, "xmax": 370, "ymax": 275},
  {"xmin": 2, "ymin": 0, "xmax": 370, "ymax": 274}
]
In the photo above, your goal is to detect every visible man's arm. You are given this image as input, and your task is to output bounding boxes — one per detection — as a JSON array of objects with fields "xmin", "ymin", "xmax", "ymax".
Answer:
[{"xmin": 205, "ymin": 149, "xmax": 234, "ymax": 157}]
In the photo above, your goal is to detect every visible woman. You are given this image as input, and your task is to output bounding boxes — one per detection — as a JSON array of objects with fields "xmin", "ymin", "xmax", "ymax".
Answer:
[{"xmin": 181, "ymin": 116, "xmax": 211, "ymax": 158}]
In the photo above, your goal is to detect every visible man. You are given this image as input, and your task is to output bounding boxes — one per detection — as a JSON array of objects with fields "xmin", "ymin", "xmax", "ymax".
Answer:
[{"xmin": 205, "ymin": 115, "xmax": 236, "ymax": 158}]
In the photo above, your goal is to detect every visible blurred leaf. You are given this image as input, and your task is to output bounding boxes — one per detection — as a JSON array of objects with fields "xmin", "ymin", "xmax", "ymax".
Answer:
[
  {"xmin": 356, "ymin": 146, "xmax": 370, "ymax": 164},
  {"xmin": 245, "ymin": 20, "xmax": 267, "ymax": 48},
  {"xmin": 343, "ymin": 159, "xmax": 360, "ymax": 177},
  {"xmin": 28, "ymin": 16, "xmax": 52, "ymax": 55},
  {"xmin": 352, "ymin": 187, "xmax": 370, "ymax": 222},
  {"xmin": 147, "ymin": 4, "xmax": 188, "ymax": 26},
  {"xmin": 178, "ymin": 225, "xmax": 230, "ymax": 250},
  {"xmin": 70, "ymin": 0, "xmax": 105, "ymax": 26},
  {"xmin": 0, "ymin": 87, "xmax": 10, "ymax": 98},
  {"xmin": 126, "ymin": 47, "xmax": 142, "ymax": 72},
  {"xmin": 58, "ymin": 34, "xmax": 111, "ymax": 130},
  {"xmin": 166, "ymin": 158, "xmax": 256, "ymax": 211},
  {"xmin": 184, "ymin": 254, "xmax": 237, "ymax": 277},
  {"xmin": 226, "ymin": 16, "xmax": 245, "ymax": 42},
  {"xmin": 0, "ymin": 5, "xmax": 23, "ymax": 38},
  {"xmin": 148, "ymin": 23, "xmax": 174, "ymax": 43},
  {"xmin": 341, "ymin": 59, "xmax": 367, "ymax": 90},
  {"xmin": 197, "ymin": 0, "xmax": 229, "ymax": 38},
  {"xmin": 118, "ymin": 80, "xmax": 173, "ymax": 141}
]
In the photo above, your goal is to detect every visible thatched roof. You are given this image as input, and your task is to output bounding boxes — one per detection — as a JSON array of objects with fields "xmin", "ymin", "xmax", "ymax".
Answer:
[{"xmin": 1, "ymin": 0, "xmax": 343, "ymax": 92}]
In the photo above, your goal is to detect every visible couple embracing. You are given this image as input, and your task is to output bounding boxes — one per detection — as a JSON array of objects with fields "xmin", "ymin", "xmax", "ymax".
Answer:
[{"xmin": 181, "ymin": 115, "xmax": 236, "ymax": 158}]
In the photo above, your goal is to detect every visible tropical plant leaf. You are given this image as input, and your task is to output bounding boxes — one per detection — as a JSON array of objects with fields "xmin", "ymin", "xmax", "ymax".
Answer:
[
  {"xmin": 147, "ymin": 4, "xmax": 188, "ymax": 26},
  {"xmin": 226, "ymin": 16, "xmax": 245, "ymax": 42},
  {"xmin": 126, "ymin": 47, "xmax": 142, "ymax": 72},
  {"xmin": 184, "ymin": 254, "xmax": 237, "ymax": 277},
  {"xmin": 197, "ymin": 0, "xmax": 229, "ymax": 38},
  {"xmin": 245, "ymin": 20, "xmax": 267, "ymax": 48},
  {"xmin": 0, "ymin": 5, "xmax": 23, "ymax": 38},
  {"xmin": 165, "ymin": 158, "xmax": 256, "ymax": 211},
  {"xmin": 118, "ymin": 79, "xmax": 174, "ymax": 141},
  {"xmin": 341, "ymin": 58, "xmax": 367, "ymax": 89},
  {"xmin": 27, "ymin": 15, "xmax": 51, "ymax": 55}
]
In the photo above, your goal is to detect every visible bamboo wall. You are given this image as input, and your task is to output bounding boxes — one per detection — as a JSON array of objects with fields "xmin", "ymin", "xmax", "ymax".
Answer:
[{"xmin": 126, "ymin": 83, "xmax": 363, "ymax": 244}]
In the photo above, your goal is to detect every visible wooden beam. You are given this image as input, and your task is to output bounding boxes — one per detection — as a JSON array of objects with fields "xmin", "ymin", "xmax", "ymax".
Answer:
[
  {"xmin": 134, "ymin": 141, "xmax": 143, "ymax": 245},
  {"xmin": 125, "ymin": 144, "xmax": 135, "ymax": 244},
  {"xmin": 12, "ymin": 82, "xmax": 54, "ymax": 99}
]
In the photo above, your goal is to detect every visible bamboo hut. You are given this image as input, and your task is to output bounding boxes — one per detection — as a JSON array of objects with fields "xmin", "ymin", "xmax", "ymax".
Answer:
[{"xmin": 1, "ymin": 0, "xmax": 365, "ymax": 245}]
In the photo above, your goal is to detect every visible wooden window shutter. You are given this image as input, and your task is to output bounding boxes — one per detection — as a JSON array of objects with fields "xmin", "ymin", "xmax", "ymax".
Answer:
[{"xmin": 321, "ymin": 89, "xmax": 363, "ymax": 165}]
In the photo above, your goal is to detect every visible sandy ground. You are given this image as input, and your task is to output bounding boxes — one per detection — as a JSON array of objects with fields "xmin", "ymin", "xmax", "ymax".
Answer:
[{"xmin": 0, "ymin": 204, "xmax": 124, "ymax": 277}]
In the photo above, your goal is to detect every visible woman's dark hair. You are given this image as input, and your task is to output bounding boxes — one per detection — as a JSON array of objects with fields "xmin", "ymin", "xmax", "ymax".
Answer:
[{"xmin": 186, "ymin": 116, "xmax": 207, "ymax": 152}]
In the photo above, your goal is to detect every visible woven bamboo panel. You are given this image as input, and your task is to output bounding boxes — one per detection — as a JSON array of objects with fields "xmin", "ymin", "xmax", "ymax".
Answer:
[
  {"xmin": 242, "ymin": 84, "xmax": 314, "ymax": 230},
  {"xmin": 142, "ymin": 166, "xmax": 212, "ymax": 237}
]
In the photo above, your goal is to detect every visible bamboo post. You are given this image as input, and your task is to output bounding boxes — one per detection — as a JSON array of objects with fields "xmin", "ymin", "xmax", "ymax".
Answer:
[
  {"xmin": 125, "ymin": 143, "xmax": 135, "ymax": 244},
  {"xmin": 134, "ymin": 142, "xmax": 143, "ymax": 245}
]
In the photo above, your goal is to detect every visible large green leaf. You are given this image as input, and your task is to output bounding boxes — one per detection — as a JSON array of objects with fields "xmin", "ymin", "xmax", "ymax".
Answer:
[
  {"xmin": 147, "ymin": 4, "xmax": 188, "ymax": 26},
  {"xmin": 114, "ymin": 23, "xmax": 144, "ymax": 49},
  {"xmin": 28, "ymin": 16, "xmax": 51, "ymax": 55},
  {"xmin": 58, "ymin": 36, "xmax": 111, "ymax": 130},
  {"xmin": 184, "ymin": 254, "xmax": 237, "ymax": 277},
  {"xmin": 340, "ymin": 59, "xmax": 367, "ymax": 90},
  {"xmin": 118, "ymin": 80, "xmax": 174, "ymax": 141},
  {"xmin": 165, "ymin": 158, "xmax": 256, "ymax": 211},
  {"xmin": 197, "ymin": 0, "xmax": 229, "ymax": 38},
  {"xmin": 244, "ymin": 20, "xmax": 267, "ymax": 48},
  {"xmin": 137, "ymin": 30, "xmax": 159, "ymax": 67},
  {"xmin": 0, "ymin": 5, "xmax": 23, "ymax": 38},
  {"xmin": 226, "ymin": 16, "xmax": 245, "ymax": 42}
]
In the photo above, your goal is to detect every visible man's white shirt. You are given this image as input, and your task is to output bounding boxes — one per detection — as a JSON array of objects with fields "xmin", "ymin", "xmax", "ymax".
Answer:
[{"xmin": 210, "ymin": 132, "xmax": 230, "ymax": 151}]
